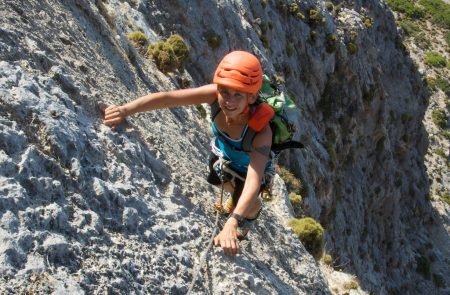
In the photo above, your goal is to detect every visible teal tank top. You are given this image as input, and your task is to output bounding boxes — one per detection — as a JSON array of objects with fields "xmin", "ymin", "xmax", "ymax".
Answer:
[
  {"xmin": 210, "ymin": 121, "xmax": 251, "ymax": 173},
  {"xmin": 209, "ymin": 101, "xmax": 273, "ymax": 175}
]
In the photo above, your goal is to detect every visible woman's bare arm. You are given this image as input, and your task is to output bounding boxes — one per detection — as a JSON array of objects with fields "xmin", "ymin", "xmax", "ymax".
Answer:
[{"xmin": 103, "ymin": 84, "xmax": 217, "ymax": 127}]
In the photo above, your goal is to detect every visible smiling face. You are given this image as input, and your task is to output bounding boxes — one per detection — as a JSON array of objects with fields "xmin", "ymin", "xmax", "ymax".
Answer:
[{"xmin": 217, "ymin": 86, "xmax": 256, "ymax": 120}]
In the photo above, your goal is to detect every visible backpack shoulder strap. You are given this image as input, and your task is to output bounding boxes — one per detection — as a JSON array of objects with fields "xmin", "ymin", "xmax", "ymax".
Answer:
[
  {"xmin": 242, "ymin": 103, "xmax": 275, "ymax": 152},
  {"xmin": 242, "ymin": 128, "xmax": 257, "ymax": 152},
  {"xmin": 271, "ymin": 141, "xmax": 304, "ymax": 152}
]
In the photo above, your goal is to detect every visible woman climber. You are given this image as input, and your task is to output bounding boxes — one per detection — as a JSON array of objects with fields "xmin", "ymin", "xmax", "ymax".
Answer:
[{"xmin": 103, "ymin": 51, "xmax": 274, "ymax": 256}]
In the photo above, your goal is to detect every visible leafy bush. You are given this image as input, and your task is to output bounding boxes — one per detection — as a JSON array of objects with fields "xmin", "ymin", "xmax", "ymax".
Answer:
[
  {"xmin": 147, "ymin": 34, "xmax": 189, "ymax": 72},
  {"xmin": 326, "ymin": 33, "xmax": 339, "ymax": 53},
  {"xmin": 195, "ymin": 105, "xmax": 207, "ymax": 119},
  {"xmin": 431, "ymin": 109, "xmax": 448, "ymax": 128},
  {"xmin": 344, "ymin": 280, "xmax": 359, "ymax": 290},
  {"xmin": 346, "ymin": 42, "xmax": 358, "ymax": 54},
  {"xmin": 441, "ymin": 130, "xmax": 450, "ymax": 140},
  {"xmin": 442, "ymin": 192, "xmax": 450, "ymax": 206},
  {"xmin": 325, "ymin": 2, "xmax": 334, "ymax": 11},
  {"xmin": 128, "ymin": 31, "xmax": 148, "ymax": 47},
  {"xmin": 420, "ymin": 0, "xmax": 450, "ymax": 29},
  {"xmin": 322, "ymin": 253, "xmax": 333, "ymax": 265},
  {"xmin": 288, "ymin": 217, "xmax": 324, "ymax": 259},
  {"xmin": 261, "ymin": 0, "xmax": 267, "ymax": 9},
  {"xmin": 427, "ymin": 77, "xmax": 450, "ymax": 95},
  {"xmin": 205, "ymin": 33, "xmax": 222, "ymax": 49},
  {"xmin": 308, "ymin": 9, "xmax": 325, "ymax": 26},
  {"xmin": 433, "ymin": 148, "xmax": 446, "ymax": 158},
  {"xmin": 276, "ymin": 166, "xmax": 304, "ymax": 195},
  {"xmin": 166, "ymin": 34, "xmax": 189, "ymax": 62},
  {"xmin": 445, "ymin": 31, "xmax": 450, "ymax": 47},
  {"xmin": 415, "ymin": 32, "xmax": 432, "ymax": 49},
  {"xmin": 398, "ymin": 19, "xmax": 420, "ymax": 36},
  {"xmin": 363, "ymin": 17, "xmax": 373, "ymax": 28},
  {"xmin": 385, "ymin": 0, "xmax": 425, "ymax": 18},
  {"xmin": 289, "ymin": 193, "xmax": 302, "ymax": 205},
  {"xmin": 424, "ymin": 51, "xmax": 448, "ymax": 67}
]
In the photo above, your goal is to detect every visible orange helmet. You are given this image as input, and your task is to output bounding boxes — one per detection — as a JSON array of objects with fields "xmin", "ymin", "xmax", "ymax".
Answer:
[{"xmin": 213, "ymin": 51, "xmax": 263, "ymax": 94}]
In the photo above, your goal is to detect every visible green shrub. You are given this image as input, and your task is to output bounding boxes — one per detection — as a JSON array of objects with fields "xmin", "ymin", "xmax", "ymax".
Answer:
[
  {"xmin": 147, "ymin": 34, "xmax": 189, "ymax": 72},
  {"xmin": 414, "ymin": 32, "xmax": 432, "ymax": 49},
  {"xmin": 289, "ymin": 193, "xmax": 302, "ymax": 205},
  {"xmin": 445, "ymin": 31, "xmax": 450, "ymax": 47},
  {"xmin": 288, "ymin": 217, "xmax": 324, "ymax": 259},
  {"xmin": 322, "ymin": 253, "xmax": 333, "ymax": 265},
  {"xmin": 287, "ymin": 4, "xmax": 305, "ymax": 20},
  {"xmin": 431, "ymin": 109, "xmax": 448, "ymax": 128},
  {"xmin": 128, "ymin": 31, "xmax": 148, "ymax": 47},
  {"xmin": 346, "ymin": 42, "xmax": 358, "ymax": 54},
  {"xmin": 289, "ymin": 3, "xmax": 300, "ymax": 14},
  {"xmin": 427, "ymin": 77, "xmax": 450, "ymax": 95},
  {"xmin": 441, "ymin": 130, "xmax": 450, "ymax": 140},
  {"xmin": 308, "ymin": 9, "xmax": 325, "ymax": 26},
  {"xmin": 419, "ymin": 0, "xmax": 450, "ymax": 29},
  {"xmin": 397, "ymin": 19, "xmax": 420, "ymax": 36},
  {"xmin": 325, "ymin": 2, "xmax": 334, "ymax": 11},
  {"xmin": 326, "ymin": 33, "xmax": 339, "ymax": 53},
  {"xmin": 277, "ymin": 166, "xmax": 304, "ymax": 194},
  {"xmin": 433, "ymin": 148, "xmax": 446, "ymax": 158},
  {"xmin": 166, "ymin": 34, "xmax": 189, "ymax": 62},
  {"xmin": 344, "ymin": 280, "xmax": 359, "ymax": 290},
  {"xmin": 363, "ymin": 17, "xmax": 373, "ymax": 28},
  {"xmin": 295, "ymin": 12, "xmax": 305, "ymax": 20},
  {"xmin": 424, "ymin": 51, "xmax": 448, "ymax": 67},
  {"xmin": 206, "ymin": 33, "xmax": 222, "ymax": 49},
  {"xmin": 261, "ymin": 0, "xmax": 267, "ymax": 9},
  {"xmin": 195, "ymin": 105, "xmax": 207, "ymax": 119},
  {"xmin": 442, "ymin": 192, "xmax": 450, "ymax": 205},
  {"xmin": 385, "ymin": 0, "xmax": 425, "ymax": 18}
]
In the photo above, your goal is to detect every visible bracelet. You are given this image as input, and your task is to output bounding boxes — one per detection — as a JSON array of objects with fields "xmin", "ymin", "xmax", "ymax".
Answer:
[{"xmin": 229, "ymin": 213, "xmax": 245, "ymax": 226}]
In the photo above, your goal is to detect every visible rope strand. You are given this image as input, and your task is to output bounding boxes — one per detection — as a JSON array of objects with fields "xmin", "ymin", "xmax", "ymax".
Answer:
[{"xmin": 187, "ymin": 161, "xmax": 227, "ymax": 294}]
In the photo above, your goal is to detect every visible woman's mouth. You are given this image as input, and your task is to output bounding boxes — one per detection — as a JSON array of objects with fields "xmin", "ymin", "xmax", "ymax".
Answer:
[{"xmin": 224, "ymin": 106, "xmax": 237, "ymax": 112}]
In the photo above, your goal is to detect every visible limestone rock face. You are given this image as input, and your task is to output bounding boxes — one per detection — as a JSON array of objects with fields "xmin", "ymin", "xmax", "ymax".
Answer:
[{"xmin": 0, "ymin": 0, "xmax": 448, "ymax": 294}]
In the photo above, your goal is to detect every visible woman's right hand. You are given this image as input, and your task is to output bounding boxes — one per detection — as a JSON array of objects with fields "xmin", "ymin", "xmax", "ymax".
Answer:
[{"xmin": 103, "ymin": 105, "xmax": 127, "ymax": 130}]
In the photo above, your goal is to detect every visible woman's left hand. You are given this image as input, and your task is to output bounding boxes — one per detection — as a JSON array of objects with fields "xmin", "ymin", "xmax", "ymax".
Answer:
[{"xmin": 214, "ymin": 218, "xmax": 240, "ymax": 256}]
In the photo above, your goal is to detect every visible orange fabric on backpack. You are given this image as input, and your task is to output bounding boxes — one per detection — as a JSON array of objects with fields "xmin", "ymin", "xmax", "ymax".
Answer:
[{"xmin": 247, "ymin": 103, "xmax": 275, "ymax": 132}]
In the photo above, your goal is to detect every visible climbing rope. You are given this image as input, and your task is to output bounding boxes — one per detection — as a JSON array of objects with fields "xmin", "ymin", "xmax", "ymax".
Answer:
[
  {"xmin": 186, "ymin": 210, "xmax": 220, "ymax": 294},
  {"xmin": 186, "ymin": 161, "xmax": 227, "ymax": 294}
]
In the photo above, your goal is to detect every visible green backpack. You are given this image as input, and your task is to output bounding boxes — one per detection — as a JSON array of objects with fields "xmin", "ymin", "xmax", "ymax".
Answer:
[{"xmin": 243, "ymin": 75, "xmax": 304, "ymax": 152}]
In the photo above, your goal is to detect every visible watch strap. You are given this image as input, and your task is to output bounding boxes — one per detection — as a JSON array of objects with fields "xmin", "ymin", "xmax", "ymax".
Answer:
[{"xmin": 230, "ymin": 213, "xmax": 245, "ymax": 226}]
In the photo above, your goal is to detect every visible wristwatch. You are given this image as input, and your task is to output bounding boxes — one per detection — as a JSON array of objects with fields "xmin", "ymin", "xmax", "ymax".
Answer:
[{"xmin": 229, "ymin": 213, "xmax": 245, "ymax": 226}]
